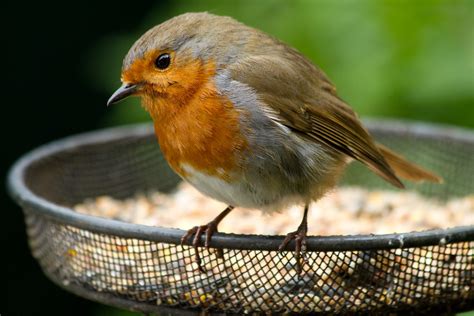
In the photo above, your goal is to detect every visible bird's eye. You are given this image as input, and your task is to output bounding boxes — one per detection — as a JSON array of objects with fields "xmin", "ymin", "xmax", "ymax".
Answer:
[{"xmin": 155, "ymin": 53, "xmax": 171, "ymax": 70}]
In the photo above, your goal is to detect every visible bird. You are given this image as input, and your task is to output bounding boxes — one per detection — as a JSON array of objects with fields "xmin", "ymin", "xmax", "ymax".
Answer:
[{"xmin": 107, "ymin": 12, "xmax": 442, "ymax": 273}]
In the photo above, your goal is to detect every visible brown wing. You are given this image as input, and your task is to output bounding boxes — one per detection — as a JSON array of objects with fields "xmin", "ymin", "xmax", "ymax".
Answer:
[{"xmin": 228, "ymin": 53, "xmax": 405, "ymax": 188}]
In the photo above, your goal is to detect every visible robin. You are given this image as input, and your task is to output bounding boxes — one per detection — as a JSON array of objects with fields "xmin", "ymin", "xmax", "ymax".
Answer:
[{"xmin": 108, "ymin": 12, "xmax": 441, "ymax": 272}]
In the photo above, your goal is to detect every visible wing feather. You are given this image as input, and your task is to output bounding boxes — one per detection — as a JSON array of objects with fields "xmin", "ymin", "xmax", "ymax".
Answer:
[{"xmin": 228, "ymin": 52, "xmax": 404, "ymax": 188}]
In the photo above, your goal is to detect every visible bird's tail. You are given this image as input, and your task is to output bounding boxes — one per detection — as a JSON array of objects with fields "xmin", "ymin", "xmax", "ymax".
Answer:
[{"xmin": 377, "ymin": 143, "xmax": 443, "ymax": 184}]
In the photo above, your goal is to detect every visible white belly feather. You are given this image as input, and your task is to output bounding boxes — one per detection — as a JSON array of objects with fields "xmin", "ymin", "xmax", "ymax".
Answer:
[{"xmin": 181, "ymin": 164, "xmax": 267, "ymax": 208}]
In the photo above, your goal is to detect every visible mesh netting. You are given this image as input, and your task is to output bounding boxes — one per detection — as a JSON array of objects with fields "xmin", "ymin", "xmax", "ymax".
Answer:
[{"xmin": 10, "ymin": 121, "xmax": 474, "ymax": 314}]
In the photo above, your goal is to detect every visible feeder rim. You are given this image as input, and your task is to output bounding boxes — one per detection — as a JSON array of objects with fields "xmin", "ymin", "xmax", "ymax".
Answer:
[{"xmin": 7, "ymin": 119, "xmax": 474, "ymax": 251}]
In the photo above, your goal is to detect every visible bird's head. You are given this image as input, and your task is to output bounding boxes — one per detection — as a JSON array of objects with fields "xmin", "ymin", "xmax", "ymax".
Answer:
[{"xmin": 107, "ymin": 12, "xmax": 246, "ymax": 115}]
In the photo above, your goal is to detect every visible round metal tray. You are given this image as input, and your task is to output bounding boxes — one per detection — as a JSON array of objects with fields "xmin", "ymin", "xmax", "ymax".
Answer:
[{"xmin": 7, "ymin": 120, "xmax": 474, "ymax": 315}]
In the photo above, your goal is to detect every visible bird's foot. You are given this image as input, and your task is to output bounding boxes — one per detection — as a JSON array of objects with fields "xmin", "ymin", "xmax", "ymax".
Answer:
[
  {"xmin": 181, "ymin": 220, "xmax": 222, "ymax": 272},
  {"xmin": 278, "ymin": 224, "xmax": 308, "ymax": 274}
]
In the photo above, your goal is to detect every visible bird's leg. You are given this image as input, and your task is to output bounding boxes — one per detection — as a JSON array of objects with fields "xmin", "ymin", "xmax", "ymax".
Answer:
[
  {"xmin": 278, "ymin": 204, "xmax": 309, "ymax": 274},
  {"xmin": 181, "ymin": 205, "xmax": 234, "ymax": 272}
]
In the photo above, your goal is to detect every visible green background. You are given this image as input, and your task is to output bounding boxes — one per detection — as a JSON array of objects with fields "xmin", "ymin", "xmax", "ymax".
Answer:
[
  {"xmin": 2, "ymin": 0, "xmax": 473, "ymax": 315},
  {"xmin": 97, "ymin": 0, "xmax": 474, "ymax": 130}
]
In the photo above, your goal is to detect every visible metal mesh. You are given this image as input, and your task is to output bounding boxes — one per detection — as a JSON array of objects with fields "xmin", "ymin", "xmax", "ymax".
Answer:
[{"xmin": 9, "ymin": 121, "xmax": 474, "ymax": 314}]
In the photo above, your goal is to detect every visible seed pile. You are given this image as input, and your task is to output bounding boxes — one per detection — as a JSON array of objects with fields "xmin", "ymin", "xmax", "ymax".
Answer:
[
  {"xmin": 65, "ymin": 183, "xmax": 474, "ymax": 313},
  {"xmin": 75, "ymin": 183, "xmax": 474, "ymax": 235}
]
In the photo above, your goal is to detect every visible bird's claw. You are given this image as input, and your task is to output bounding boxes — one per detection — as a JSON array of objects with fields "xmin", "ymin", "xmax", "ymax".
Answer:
[
  {"xmin": 279, "ymin": 226, "xmax": 308, "ymax": 274},
  {"xmin": 181, "ymin": 221, "xmax": 221, "ymax": 272}
]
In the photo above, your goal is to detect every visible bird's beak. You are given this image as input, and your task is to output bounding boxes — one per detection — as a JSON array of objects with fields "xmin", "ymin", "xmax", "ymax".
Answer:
[{"xmin": 107, "ymin": 83, "xmax": 141, "ymax": 106}]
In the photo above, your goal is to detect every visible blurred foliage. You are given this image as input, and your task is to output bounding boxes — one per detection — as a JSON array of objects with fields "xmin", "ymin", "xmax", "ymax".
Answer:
[
  {"xmin": 87, "ymin": 0, "xmax": 474, "ymax": 129},
  {"xmin": 95, "ymin": 306, "xmax": 140, "ymax": 316}
]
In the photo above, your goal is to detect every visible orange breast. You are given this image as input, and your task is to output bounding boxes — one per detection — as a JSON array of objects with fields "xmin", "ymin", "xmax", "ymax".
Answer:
[
  {"xmin": 141, "ymin": 63, "xmax": 249, "ymax": 181},
  {"xmin": 153, "ymin": 93, "xmax": 247, "ymax": 181},
  {"xmin": 122, "ymin": 53, "xmax": 249, "ymax": 181}
]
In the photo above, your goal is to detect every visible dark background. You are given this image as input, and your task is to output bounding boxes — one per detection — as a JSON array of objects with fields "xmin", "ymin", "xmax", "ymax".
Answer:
[
  {"xmin": 2, "ymin": 2, "xmax": 159, "ymax": 315},
  {"xmin": 2, "ymin": 1, "xmax": 473, "ymax": 315}
]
